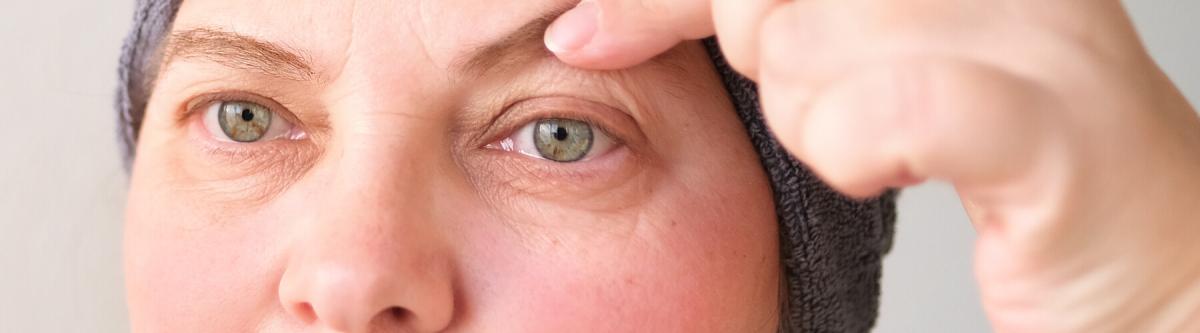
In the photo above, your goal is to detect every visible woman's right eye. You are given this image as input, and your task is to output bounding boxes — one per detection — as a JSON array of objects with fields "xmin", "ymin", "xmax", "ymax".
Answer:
[{"xmin": 201, "ymin": 100, "xmax": 300, "ymax": 143}]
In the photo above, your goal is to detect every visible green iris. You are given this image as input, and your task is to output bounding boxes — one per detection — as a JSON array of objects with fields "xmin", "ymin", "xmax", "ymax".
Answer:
[
  {"xmin": 217, "ymin": 101, "xmax": 272, "ymax": 142},
  {"xmin": 533, "ymin": 118, "xmax": 594, "ymax": 162}
]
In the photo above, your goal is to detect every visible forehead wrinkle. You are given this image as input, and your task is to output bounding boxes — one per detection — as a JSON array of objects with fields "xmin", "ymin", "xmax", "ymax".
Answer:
[{"xmin": 408, "ymin": 0, "xmax": 441, "ymax": 72}]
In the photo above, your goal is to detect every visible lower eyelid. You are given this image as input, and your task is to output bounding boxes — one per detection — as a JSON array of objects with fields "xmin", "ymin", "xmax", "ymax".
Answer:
[
  {"xmin": 185, "ymin": 120, "xmax": 321, "ymax": 185},
  {"xmin": 470, "ymin": 144, "xmax": 644, "ymax": 206},
  {"xmin": 179, "ymin": 138, "xmax": 316, "ymax": 207},
  {"xmin": 189, "ymin": 109, "xmax": 305, "ymax": 161}
]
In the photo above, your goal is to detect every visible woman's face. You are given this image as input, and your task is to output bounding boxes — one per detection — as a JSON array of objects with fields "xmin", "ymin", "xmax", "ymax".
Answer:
[{"xmin": 124, "ymin": 0, "xmax": 779, "ymax": 331}]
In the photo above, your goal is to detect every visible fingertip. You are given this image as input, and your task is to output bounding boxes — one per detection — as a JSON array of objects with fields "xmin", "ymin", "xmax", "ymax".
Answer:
[
  {"xmin": 545, "ymin": 0, "xmax": 599, "ymax": 55},
  {"xmin": 547, "ymin": 35, "xmax": 680, "ymax": 70},
  {"xmin": 545, "ymin": 0, "xmax": 713, "ymax": 70},
  {"xmin": 545, "ymin": 0, "xmax": 647, "ymax": 69}
]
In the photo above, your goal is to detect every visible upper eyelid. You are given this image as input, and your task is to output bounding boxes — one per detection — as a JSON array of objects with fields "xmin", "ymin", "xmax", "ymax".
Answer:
[
  {"xmin": 505, "ymin": 111, "xmax": 622, "ymax": 145},
  {"xmin": 183, "ymin": 91, "xmax": 307, "ymax": 129},
  {"xmin": 183, "ymin": 91, "xmax": 638, "ymax": 153},
  {"xmin": 474, "ymin": 97, "xmax": 638, "ymax": 148}
]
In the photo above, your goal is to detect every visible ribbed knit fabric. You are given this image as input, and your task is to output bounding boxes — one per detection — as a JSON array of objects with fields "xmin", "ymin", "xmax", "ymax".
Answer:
[{"xmin": 703, "ymin": 39, "xmax": 897, "ymax": 332}]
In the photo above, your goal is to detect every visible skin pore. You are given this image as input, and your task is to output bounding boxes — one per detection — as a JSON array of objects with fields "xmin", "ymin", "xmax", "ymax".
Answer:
[{"xmin": 123, "ymin": 0, "xmax": 780, "ymax": 332}]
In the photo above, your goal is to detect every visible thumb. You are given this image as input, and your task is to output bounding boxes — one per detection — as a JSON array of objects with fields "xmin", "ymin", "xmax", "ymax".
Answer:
[{"xmin": 545, "ymin": 0, "xmax": 715, "ymax": 70}]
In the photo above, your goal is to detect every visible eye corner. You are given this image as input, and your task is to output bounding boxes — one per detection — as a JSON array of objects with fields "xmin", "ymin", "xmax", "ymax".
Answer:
[
  {"xmin": 187, "ymin": 91, "xmax": 307, "ymax": 144},
  {"xmin": 482, "ymin": 117, "xmax": 621, "ymax": 165}
]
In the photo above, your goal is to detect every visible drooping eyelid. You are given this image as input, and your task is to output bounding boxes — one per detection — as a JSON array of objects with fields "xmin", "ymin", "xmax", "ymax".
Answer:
[
  {"xmin": 182, "ymin": 90, "xmax": 305, "ymax": 129},
  {"xmin": 477, "ymin": 96, "xmax": 641, "ymax": 150}
]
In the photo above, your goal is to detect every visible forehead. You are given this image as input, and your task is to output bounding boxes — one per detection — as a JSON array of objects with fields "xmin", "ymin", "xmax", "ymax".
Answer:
[{"xmin": 171, "ymin": 0, "xmax": 571, "ymax": 73}]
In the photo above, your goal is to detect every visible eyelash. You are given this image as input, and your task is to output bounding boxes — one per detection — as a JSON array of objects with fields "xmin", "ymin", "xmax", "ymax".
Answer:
[
  {"xmin": 183, "ymin": 92, "xmax": 634, "ymax": 179},
  {"xmin": 465, "ymin": 98, "xmax": 639, "ymax": 187},
  {"xmin": 487, "ymin": 113, "xmax": 622, "ymax": 144},
  {"xmin": 478, "ymin": 97, "xmax": 628, "ymax": 146},
  {"xmin": 184, "ymin": 92, "xmax": 311, "ymax": 159}
]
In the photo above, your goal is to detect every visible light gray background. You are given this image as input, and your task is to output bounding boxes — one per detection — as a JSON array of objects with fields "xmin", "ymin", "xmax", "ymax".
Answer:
[{"xmin": 0, "ymin": 1, "xmax": 1195, "ymax": 332}]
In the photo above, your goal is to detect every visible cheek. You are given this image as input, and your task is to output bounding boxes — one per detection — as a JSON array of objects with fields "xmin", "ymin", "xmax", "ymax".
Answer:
[
  {"xmin": 124, "ymin": 164, "xmax": 287, "ymax": 332},
  {"xmin": 461, "ymin": 174, "xmax": 780, "ymax": 332}
]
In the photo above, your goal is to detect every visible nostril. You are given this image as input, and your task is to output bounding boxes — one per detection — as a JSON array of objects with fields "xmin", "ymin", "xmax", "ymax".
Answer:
[
  {"xmin": 367, "ymin": 307, "xmax": 411, "ymax": 331},
  {"xmin": 388, "ymin": 307, "xmax": 409, "ymax": 322},
  {"xmin": 293, "ymin": 302, "xmax": 317, "ymax": 323}
]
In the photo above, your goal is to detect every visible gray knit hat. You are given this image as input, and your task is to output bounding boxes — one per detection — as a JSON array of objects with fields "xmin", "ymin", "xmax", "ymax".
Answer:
[{"xmin": 117, "ymin": 1, "xmax": 898, "ymax": 331}]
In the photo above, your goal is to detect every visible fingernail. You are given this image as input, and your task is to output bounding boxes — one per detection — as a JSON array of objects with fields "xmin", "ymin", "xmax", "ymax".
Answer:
[{"xmin": 545, "ymin": 0, "xmax": 599, "ymax": 54}]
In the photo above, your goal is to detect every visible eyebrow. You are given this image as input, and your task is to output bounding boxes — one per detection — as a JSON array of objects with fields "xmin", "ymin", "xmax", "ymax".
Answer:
[
  {"xmin": 163, "ymin": 28, "xmax": 316, "ymax": 81},
  {"xmin": 162, "ymin": 5, "xmax": 584, "ymax": 82},
  {"xmin": 454, "ymin": 6, "xmax": 573, "ymax": 78}
]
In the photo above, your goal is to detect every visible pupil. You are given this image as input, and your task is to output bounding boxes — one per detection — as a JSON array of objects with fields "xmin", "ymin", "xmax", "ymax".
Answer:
[
  {"xmin": 554, "ymin": 127, "xmax": 568, "ymax": 141},
  {"xmin": 240, "ymin": 108, "xmax": 254, "ymax": 121}
]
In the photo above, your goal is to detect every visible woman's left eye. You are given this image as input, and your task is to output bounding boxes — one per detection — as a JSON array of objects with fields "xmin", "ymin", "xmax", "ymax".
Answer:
[
  {"xmin": 201, "ymin": 100, "xmax": 299, "ymax": 143},
  {"xmin": 490, "ymin": 118, "xmax": 617, "ymax": 163}
]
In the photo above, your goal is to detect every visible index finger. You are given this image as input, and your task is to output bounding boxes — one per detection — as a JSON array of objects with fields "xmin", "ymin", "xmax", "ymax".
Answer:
[{"xmin": 544, "ymin": 0, "xmax": 714, "ymax": 70}]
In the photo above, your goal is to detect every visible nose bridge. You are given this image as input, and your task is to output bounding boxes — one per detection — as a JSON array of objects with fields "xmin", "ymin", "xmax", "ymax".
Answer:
[
  {"xmin": 331, "ymin": 139, "xmax": 436, "ymax": 220},
  {"xmin": 322, "ymin": 75, "xmax": 444, "ymax": 221},
  {"xmin": 312, "ymin": 136, "xmax": 442, "ymax": 248},
  {"xmin": 275, "ymin": 18, "xmax": 461, "ymax": 327},
  {"xmin": 277, "ymin": 100, "xmax": 456, "ymax": 332}
]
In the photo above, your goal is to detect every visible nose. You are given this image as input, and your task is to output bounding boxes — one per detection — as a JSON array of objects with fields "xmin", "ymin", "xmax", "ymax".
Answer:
[{"xmin": 278, "ymin": 153, "xmax": 456, "ymax": 333}]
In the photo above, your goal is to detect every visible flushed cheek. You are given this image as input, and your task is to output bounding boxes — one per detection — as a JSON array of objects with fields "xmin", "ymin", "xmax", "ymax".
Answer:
[
  {"xmin": 461, "ymin": 201, "xmax": 778, "ymax": 332},
  {"xmin": 125, "ymin": 187, "xmax": 287, "ymax": 332},
  {"xmin": 528, "ymin": 260, "xmax": 741, "ymax": 330}
]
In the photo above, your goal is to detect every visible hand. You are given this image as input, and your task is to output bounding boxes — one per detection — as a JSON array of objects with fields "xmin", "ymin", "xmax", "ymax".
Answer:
[{"xmin": 546, "ymin": 0, "xmax": 1200, "ymax": 331}]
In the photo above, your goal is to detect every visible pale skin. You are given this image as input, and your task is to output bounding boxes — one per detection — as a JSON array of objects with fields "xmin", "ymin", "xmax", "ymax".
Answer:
[
  {"xmin": 125, "ymin": 0, "xmax": 1200, "ymax": 332},
  {"xmin": 125, "ymin": 0, "xmax": 781, "ymax": 332},
  {"xmin": 543, "ymin": 0, "xmax": 1200, "ymax": 331}
]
